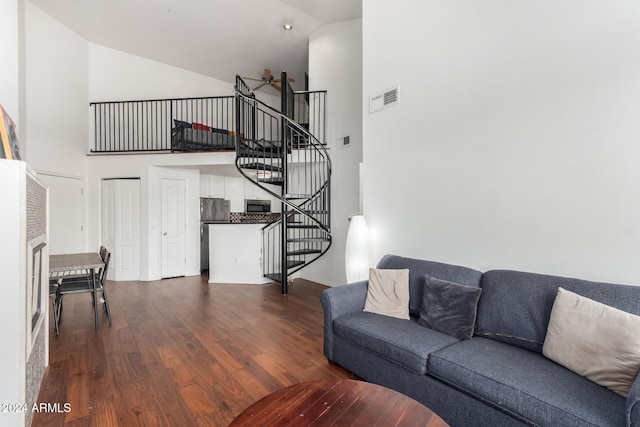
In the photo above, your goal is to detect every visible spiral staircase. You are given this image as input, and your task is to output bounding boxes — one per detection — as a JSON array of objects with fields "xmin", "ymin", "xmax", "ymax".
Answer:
[{"xmin": 234, "ymin": 74, "xmax": 331, "ymax": 294}]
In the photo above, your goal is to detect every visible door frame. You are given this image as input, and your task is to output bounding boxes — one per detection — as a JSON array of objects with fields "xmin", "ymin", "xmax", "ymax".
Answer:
[
  {"xmin": 148, "ymin": 167, "xmax": 201, "ymax": 280},
  {"xmin": 160, "ymin": 177, "xmax": 186, "ymax": 278},
  {"xmin": 101, "ymin": 178, "xmax": 141, "ymax": 281}
]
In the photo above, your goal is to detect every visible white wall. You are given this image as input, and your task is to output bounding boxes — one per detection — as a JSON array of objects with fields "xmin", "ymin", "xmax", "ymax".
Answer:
[
  {"xmin": 89, "ymin": 44, "xmax": 234, "ymax": 101},
  {"xmin": 89, "ymin": 43, "xmax": 280, "ymax": 107},
  {"xmin": 0, "ymin": 1, "xmax": 22, "ymax": 422},
  {"xmin": 24, "ymin": 2, "xmax": 91, "ymax": 260},
  {"xmin": 0, "ymin": 0, "xmax": 21, "ymax": 127},
  {"xmin": 363, "ymin": 0, "xmax": 640, "ymax": 285},
  {"xmin": 303, "ymin": 19, "xmax": 363, "ymax": 285},
  {"xmin": 300, "ymin": 19, "xmax": 362, "ymax": 285},
  {"xmin": 24, "ymin": 2, "xmax": 88, "ymax": 175}
]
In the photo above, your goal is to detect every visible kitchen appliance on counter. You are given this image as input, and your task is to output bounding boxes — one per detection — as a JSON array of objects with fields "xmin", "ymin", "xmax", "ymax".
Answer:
[
  {"xmin": 200, "ymin": 198, "xmax": 230, "ymax": 272},
  {"xmin": 245, "ymin": 199, "xmax": 271, "ymax": 213}
]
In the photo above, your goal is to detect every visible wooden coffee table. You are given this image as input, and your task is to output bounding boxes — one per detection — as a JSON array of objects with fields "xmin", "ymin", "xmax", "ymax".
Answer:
[{"xmin": 229, "ymin": 378, "xmax": 448, "ymax": 426}]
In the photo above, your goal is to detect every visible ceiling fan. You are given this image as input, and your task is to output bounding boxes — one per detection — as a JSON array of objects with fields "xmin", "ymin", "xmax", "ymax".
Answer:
[{"xmin": 242, "ymin": 68, "xmax": 295, "ymax": 92}]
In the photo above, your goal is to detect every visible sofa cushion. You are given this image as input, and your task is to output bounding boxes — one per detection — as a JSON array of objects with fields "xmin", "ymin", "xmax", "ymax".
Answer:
[
  {"xmin": 428, "ymin": 337, "xmax": 626, "ymax": 427},
  {"xmin": 363, "ymin": 268, "xmax": 410, "ymax": 320},
  {"xmin": 418, "ymin": 275, "xmax": 482, "ymax": 340},
  {"xmin": 333, "ymin": 312, "xmax": 459, "ymax": 375},
  {"xmin": 475, "ymin": 269, "xmax": 640, "ymax": 353},
  {"xmin": 543, "ymin": 287, "xmax": 640, "ymax": 397},
  {"xmin": 376, "ymin": 254, "xmax": 483, "ymax": 318}
]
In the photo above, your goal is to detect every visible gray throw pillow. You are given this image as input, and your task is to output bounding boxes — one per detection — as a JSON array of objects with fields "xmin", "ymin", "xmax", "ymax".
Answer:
[{"xmin": 418, "ymin": 275, "xmax": 482, "ymax": 340}]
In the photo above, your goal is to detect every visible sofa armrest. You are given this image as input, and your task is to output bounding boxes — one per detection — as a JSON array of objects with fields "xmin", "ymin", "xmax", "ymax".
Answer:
[
  {"xmin": 319, "ymin": 280, "xmax": 368, "ymax": 361},
  {"xmin": 628, "ymin": 372, "xmax": 640, "ymax": 427}
]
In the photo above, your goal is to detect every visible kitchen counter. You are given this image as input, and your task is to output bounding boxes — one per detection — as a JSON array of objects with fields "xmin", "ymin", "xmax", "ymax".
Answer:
[
  {"xmin": 203, "ymin": 213, "xmax": 280, "ymax": 224},
  {"xmin": 208, "ymin": 223, "xmax": 270, "ymax": 284},
  {"xmin": 229, "ymin": 212, "xmax": 280, "ymax": 223}
]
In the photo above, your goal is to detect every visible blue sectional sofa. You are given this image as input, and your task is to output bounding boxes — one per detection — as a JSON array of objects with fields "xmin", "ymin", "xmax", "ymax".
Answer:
[{"xmin": 320, "ymin": 255, "xmax": 640, "ymax": 427}]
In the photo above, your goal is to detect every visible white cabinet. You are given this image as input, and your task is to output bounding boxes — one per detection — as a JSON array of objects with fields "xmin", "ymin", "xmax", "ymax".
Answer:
[
  {"xmin": 200, "ymin": 174, "xmax": 226, "ymax": 198},
  {"xmin": 225, "ymin": 176, "xmax": 244, "ymax": 212},
  {"xmin": 199, "ymin": 174, "xmax": 210, "ymax": 197},
  {"xmin": 244, "ymin": 180, "xmax": 259, "ymax": 200},
  {"xmin": 201, "ymin": 173, "xmax": 282, "ymax": 213},
  {"xmin": 211, "ymin": 175, "xmax": 225, "ymax": 198}
]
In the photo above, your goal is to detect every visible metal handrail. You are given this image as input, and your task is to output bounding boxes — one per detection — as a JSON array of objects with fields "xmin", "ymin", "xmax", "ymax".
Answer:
[{"xmin": 235, "ymin": 82, "xmax": 332, "ymax": 178}]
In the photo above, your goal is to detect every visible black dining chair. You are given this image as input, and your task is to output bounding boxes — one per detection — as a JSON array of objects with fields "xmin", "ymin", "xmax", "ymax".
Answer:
[
  {"xmin": 96, "ymin": 249, "xmax": 112, "ymax": 325},
  {"xmin": 48, "ymin": 278, "xmax": 62, "ymax": 336},
  {"xmin": 55, "ymin": 250, "xmax": 113, "ymax": 331}
]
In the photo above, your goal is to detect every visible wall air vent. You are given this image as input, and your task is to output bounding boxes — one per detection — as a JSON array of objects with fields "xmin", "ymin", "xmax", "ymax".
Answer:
[{"xmin": 369, "ymin": 86, "xmax": 400, "ymax": 114}]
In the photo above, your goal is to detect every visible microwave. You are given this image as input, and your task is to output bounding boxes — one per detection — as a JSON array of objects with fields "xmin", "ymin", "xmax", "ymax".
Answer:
[{"xmin": 245, "ymin": 199, "xmax": 271, "ymax": 213}]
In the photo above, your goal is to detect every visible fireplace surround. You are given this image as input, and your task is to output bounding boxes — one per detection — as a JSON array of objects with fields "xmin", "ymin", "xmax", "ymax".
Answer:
[{"xmin": 0, "ymin": 159, "xmax": 49, "ymax": 427}]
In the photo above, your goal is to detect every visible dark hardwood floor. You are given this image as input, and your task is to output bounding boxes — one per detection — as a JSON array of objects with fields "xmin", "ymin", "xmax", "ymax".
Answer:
[{"xmin": 33, "ymin": 276, "xmax": 354, "ymax": 426}]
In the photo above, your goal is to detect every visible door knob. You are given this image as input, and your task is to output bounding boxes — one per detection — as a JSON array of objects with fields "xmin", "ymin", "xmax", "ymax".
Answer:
[{"xmin": 163, "ymin": 232, "xmax": 167, "ymax": 236}]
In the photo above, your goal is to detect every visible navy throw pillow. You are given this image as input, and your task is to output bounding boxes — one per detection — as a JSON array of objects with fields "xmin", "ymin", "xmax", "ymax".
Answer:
[{"xmin": 418, "ymin": 275, "xmax": 482, "ymax": 340}]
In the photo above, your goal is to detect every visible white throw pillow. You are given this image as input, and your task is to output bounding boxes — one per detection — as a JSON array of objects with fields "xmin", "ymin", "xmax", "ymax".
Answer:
[
  {"xmin": 542, "ymin": 287, "xmax": 640, "ymax": 397},
  {"xmin": 363, "ymin": 268, "xmax": 410, "ymax": 320}
]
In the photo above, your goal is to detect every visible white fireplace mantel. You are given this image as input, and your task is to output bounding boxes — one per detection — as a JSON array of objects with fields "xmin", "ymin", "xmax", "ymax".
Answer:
[{"xmin": 0, "ymin": 159, "xmax": 49, "ymax": 427}]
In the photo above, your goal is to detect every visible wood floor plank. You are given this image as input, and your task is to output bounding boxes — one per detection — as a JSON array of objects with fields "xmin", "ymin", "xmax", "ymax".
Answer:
[
  {"xmin": 33, "ymin": 277, "xmax": 353, "ymax": 426},
  {"xmin": 91, "ymin": 398, "xmax": 119, "ymax": 427},
  {"xmin": 179, "ymin": 382, "xmax": 217, "ymax": 418}
]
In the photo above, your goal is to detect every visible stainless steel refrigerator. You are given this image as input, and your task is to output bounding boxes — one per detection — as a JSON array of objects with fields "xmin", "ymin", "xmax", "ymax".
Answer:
[{"xmin": 200, "ymin": 198, "xmax": 230, "ymax": 271}]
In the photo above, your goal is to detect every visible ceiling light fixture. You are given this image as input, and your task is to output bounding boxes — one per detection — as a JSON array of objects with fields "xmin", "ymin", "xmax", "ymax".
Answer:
[{"xmin": 283, "ymin": 23, "xmax": 293, "ymax": 31}]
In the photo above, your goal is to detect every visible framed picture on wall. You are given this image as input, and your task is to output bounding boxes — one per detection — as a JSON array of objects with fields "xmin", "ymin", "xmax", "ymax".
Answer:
[{"xmin": 0, "ymin": 104, "xmax": 21, "ymax": 160}]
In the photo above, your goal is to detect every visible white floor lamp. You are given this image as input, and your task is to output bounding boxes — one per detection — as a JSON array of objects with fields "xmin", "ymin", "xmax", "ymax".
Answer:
[{"xmin": 345, "ymin": 215, "xmax": 371, "ymax": 283}]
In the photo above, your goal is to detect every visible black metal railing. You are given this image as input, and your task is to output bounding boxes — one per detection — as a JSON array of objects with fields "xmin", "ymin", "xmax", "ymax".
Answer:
[
  {"xmin": 291, "ymin": 90, "xmax": 326, "ymax": 147},
  {"xmin": 88, "ymin": 86, "xmax": 323, "ymax": 154},
  {"xmin": 235, "ymin": 77, "xmax": 284, "ymax": 185},
  {"xmin": 261, "ymin": 189, "xmax": 330, "ymax": 282},
  {"xmin": 281, "ymin": 71, "xmax": 327, "ymax": 147},
  {"xmin": 90, "ymin": 96, "xmax": 234, "ymax": 153}
]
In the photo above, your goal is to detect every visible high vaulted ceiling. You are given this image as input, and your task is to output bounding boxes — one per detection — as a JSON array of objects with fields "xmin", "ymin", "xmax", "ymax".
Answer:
[{"xmin": 28, "ymin": 0, "xmax": 362, "ymax": 91}]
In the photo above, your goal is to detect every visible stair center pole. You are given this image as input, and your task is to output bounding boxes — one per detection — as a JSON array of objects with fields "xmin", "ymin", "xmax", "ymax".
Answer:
[
  {"xmin": 280, "ymin": 202, "xmax": 288, "ymax": 294},
  {"xmin": 280, "ymin": 71, "xmax": 289, "ymax": 294},
  {"xmin": 280, "ymin": 158, "xmax": 288, "ymax": 293}
]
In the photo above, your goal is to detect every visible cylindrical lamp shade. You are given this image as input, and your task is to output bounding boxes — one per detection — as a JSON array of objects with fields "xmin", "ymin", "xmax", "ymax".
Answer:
[{"xmin": 345, "ymin": 215, "xmax": 371, "ymax": 283}]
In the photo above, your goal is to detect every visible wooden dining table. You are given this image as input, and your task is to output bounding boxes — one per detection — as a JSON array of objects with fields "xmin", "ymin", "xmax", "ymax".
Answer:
[{"xmin": 49, "ymin": 252, "xmax": 104, "ymax": 334}]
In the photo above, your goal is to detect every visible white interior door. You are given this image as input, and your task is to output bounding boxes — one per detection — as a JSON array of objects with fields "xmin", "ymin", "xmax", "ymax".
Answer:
[
  {"xmin": 102, "ymin": 179, "xmax": 141, "ymax": 281},
  {"xmin": 38, "ymin": 173, "xmax": 84, "ymax": 254},
  {"xmin": 161, "ymin": 178, "xmax": 186, "ymax": 278}
]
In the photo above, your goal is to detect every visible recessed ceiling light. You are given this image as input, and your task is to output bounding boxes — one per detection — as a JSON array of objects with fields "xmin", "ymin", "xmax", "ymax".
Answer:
[{"xmin": 283, "ymin": 24, "xmax": 293, "ymax": 31}]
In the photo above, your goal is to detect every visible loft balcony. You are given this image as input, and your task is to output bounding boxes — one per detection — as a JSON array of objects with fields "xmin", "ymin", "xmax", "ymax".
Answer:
[
  {"xmin": 89, "ymin": 96, "xmax": 234, "ymax": 153},
  {"xmin": 89, "ymin": 91, "xmax": 325, "ymax": 154}
]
